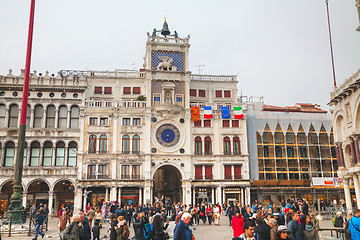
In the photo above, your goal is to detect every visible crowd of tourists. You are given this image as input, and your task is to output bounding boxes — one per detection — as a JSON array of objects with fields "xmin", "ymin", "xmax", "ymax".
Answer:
[
  {"xmin": 57, "ymin": 198, "xmax": 216, "ymax": 240},
  {"xmin": 228, "ymin": 198, "xmax": 360, "ymax": 240},
  {"xmin": 19, "ymin": 197, "xmax": 360, "ymax": 240}
]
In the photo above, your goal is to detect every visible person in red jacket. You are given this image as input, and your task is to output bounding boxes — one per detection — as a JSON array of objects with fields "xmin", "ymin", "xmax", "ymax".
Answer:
[{"xmin": 232, "ymin": 210, "xmax": 245, "ymax": 237}]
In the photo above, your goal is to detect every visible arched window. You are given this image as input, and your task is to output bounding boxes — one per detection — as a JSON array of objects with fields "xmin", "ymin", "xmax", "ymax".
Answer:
[
  {"xmin": 70, "ymin": 106, "xmax": 79, "ymax": 129},
  {"xmin": 224, "ymin": 137, "xmax": 231, "ymax": 155},
  {"xmin": 43, "ymin": 141, "xmax": 53, "ymax": 167},
  {"xmin": 99, "ymin": 135, "xmax": 107, "ymax": 153},
  {"xmin": 46, "ymin": 105, "xmax": 56, "ymax": 128},
  {"xmin": 233, "ymin": 137, "xmax": 241, "ymax": 155},
  {"xmin": 30, "ymin": 141, "xmax": 40, "ymax": 166},
  {"xmin": 9, "ymin": 104, "xmax": 19, "ymax": 128},
  {"xmin": 132, "ymin": 135, "xmax": 140, "ymax": 154},
  {"xmin": 0, "ymin": 104, "xmax": 5, "ymax": 127},
  {"xmin": 122, "ymin": 135, "xmax": 130, "ymax": 154},
  {"xmin": 34, "ymin": 105, "xmax": 43, "ymax": 128},
  {"xmin": 26, "ymin": 105, "xmax": 31, "ymax": 128},
  {"xmin": 195, "ymin": 137, "xmax": 202, "ymax": 155},
  {"xmin": 68, "ymin": 142, "xmax": 77, "ymax": 167},
  {"xmin": 55, "ymin": 142, "xmax": 65, "ymax": 166},
  {"xmin": 204, "ymin": 137, "xmax": 212, "ymax": 155},
  {"xmin": 88, "ymin": 135, "xmax": 97, "ymax": 153},
  {"xmin": 58, "ymin": 105, "xmax": 67, "ymax": 128},
  {"xmin": 4, "ymin": 142, "xmax": 15, "ymax": 166}
]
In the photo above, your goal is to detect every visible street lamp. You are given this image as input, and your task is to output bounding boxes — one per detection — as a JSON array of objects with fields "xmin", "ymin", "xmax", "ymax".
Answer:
[{"xmin": 8, "ymin": 0, "xmax": 36, "ymax": 223}]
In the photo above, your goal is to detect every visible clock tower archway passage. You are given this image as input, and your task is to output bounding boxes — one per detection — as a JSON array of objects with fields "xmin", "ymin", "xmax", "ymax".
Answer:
[{"xmin": 153, "ymin": 165, "xmax": 182, "ymax": 203}]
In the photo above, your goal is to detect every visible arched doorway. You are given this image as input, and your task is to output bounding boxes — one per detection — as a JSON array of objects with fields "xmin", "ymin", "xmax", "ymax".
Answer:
[
  {"xmin": 53, "ymin": 180, "xmax": 75, "ymax": 214},
  {"xmin": 0, "ymin": 181, "xmax": 23, "ymax": 216},
  {"xmin": 27, "ymin": 180, "xmax": 50, "ymax": 207},
  {"xmin": 153, "ymin": 165, "xmax": 182, "ymax": 203}
]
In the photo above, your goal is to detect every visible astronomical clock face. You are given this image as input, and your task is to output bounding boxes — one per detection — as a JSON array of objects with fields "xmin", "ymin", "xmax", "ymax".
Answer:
[
  {"xmin": 156, "ymin": 124, "xmax": 180, "ymax": 147},
  {"xmin": 151, "ymin": 120, "xmax": 185, "ymax": 153}
]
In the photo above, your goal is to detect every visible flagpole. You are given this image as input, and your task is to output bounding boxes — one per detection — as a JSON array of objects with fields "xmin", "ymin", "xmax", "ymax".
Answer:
[
  {"xmin": 9, "ymin": 0, "xmax": 36, "ymax": 223},
  {"xmin": 325, "ymin": 0, "xmax": 337, "ymax": 88}
]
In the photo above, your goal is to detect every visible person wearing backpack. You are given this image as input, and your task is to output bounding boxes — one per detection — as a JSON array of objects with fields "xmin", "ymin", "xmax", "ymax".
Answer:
[
  {"xmin": 349, "ymin": 209, "xmax": 360, "ymax": 239},
  {"xmin": 116, "ymin": 216, "xmax": 130, "ymax": 240},
  {"xmin": 62, "ymin": 215, "xmax": 84, "ymax": 240},
  {"xmin": 92, "ymin": 220, "xmax": 102, "ymax": 240}
]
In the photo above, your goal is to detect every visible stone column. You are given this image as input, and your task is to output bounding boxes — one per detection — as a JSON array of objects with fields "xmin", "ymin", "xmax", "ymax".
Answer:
[
  {"xmin": 193, "ymin": 187, "xmax": 196, "ymax": 205},
  {"xmin": 26, "ymin": 146, "xmax": 31, "ymax": 166},
  {"xmin": 211, "ymin": 188, "xmax": 215, "ymax": 204},
  {"xmin": 355, "ymin": 139, "xmax": 360, "ymax": 165},
  {"xmin": 118, "ymin": 187, "xmax": 122, "ymax": 204},
  {"xmin": 51, "ymin": 146, "xmax": 56, "ymax": 166},
  {"xmin": 74, "ymin": 187, "xmax": 82, "ymax": 213},
  {"xmin": 105, "ymin": 187, "xmax": 109, "ymax": 202},
  {"xmin": 241, "ymin": 188, "xmax": 245, "ymax": 205},
  {"xmin": 336, "ymin": 145, "xmax": 345, "ymax": 169},
  {"xmin": 0, "ymin": 144, "xmax": 5, "ymax": 166},
  {"xmin": 112, "ymin": 116, "xmax": 118, "ymax": 154},
  {"xmin": 66, "ymin": 109, "xmax": 71, "ymax": 129},
  {"xmin": 353, "ymin": 174, "xmax": 360, "ymax": 209},
  {"xmin": 139, "ymin": 187, "xmax": 142, "ymax": 206},
  {"xmin": 83, "ymin": 189, "xmax": 87, "ymax": 210},
  {"xmin": 54, "ymin": 108, "xmax": 59, "ymax": 128},
  {"xmin": 22, "ymin": 191, "xmax": 28, "ymax": 207},
  {"xmin": 245, "ymin": 187, "xmax": 251, "ymax": 206},
  {"xmin": 4, "ymin": 107, "xmax": 9, "ymax": 128},
  {"xmin": 144, "ymin": 184, "xmax": 151, "ymax": 204},
  {"xmin": 216, "ymin": 186, "xmax": 222, "ymax": 205},
  {"xmin": 343, "ymin": 178, "xmax": 353, "ymax": 213},
  {"xmin": 185, "ymin": 185, "xmax": 192, "ymax": 206},
  {"xmin": 48, "ymin": 191, "xmax": 54, "ymax": 216},
  {"xmin": 30, "ymin": 109, "xmax": 35, "ymax": 128},
  {"xmin": 38, "ymin": 146, "xmax": 44, "ymax": 166},
  {"xmin": 110, "ymin": 187, "xmax": 117, "ymax": 201},
  {"xmin": 42, "ymin": 108, "xmax": 47, "ymax": 128},
  {"xmin": 223, "ymin": 187, "xmax": 226, "ymax": 204}
]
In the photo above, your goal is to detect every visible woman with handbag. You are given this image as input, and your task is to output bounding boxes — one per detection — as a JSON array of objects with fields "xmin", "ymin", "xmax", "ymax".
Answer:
[
  {"xmin": 205, "ymin": 205, "xmax": 213, "ymax": 225},
  {"xmin": 200, "ymin": 204, "xmax": 206, "ymax": 225},
  {"xmin": 152, "ymin": 215, "xmax": 169, "ymax": 240}
]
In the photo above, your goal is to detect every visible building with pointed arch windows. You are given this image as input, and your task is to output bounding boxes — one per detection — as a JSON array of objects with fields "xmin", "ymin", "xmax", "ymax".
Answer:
[{"xmin": 245, "ymin": 97, "xmax": 341, "ymax": 204}]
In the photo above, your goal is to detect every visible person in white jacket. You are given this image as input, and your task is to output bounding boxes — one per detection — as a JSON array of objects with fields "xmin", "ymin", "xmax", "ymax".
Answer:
[{"xmin": 214, "ymin": 204, "xmax": 221, "ymax": 226}]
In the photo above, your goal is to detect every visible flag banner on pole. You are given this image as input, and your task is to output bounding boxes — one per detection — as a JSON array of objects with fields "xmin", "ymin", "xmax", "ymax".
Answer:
[
  {"xmin": 191, "ymin": 106, "xmax": 201, "ymax": 122},
  {"xmin": 203, "ymin": 106, "xmax": 213, "ymax": 119},
  {"xmin": 234, "ymin": 106, "xmax": 244, "ymax": 119},
  {"xmin": 221, "ymin": 106, "xmax": 231, "ymax": 119}
]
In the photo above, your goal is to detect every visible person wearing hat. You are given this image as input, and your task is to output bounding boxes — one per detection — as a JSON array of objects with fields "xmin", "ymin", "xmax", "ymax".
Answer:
[
  {"xmin": 232, "ymin": 210, "xmax": 245, "ymax": 238},
  {"xmin": 269, "ymin": 218, "xmax": 278, "ymax": 240},
  {"xmin": 274, "ymin": 225, "xmax": 291, "ymax": 240},
  {"xmin": 334, "ymin": 211, "xmax": 344, "ymax": 227}
]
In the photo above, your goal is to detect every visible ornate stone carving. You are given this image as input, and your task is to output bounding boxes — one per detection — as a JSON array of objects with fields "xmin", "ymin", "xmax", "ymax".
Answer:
[{"xmin": 157, "ymin": 56, "xmax": 173, "ymax": 71}]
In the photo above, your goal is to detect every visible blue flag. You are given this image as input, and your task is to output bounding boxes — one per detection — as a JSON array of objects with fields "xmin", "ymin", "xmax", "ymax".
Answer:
[{"xmin": 221, "ymin": 106, "xmax": 231, "ymax": 119}]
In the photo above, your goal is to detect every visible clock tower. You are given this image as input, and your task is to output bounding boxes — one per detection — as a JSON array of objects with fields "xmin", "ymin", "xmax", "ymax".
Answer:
[{"xmin": 142, "ymin": 20, "xmax": 192, "ymax": 204}]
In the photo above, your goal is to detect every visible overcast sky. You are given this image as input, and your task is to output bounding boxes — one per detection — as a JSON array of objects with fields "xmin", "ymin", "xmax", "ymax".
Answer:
[{"xmin": 0, "ymin": 0, "xmax": 359, "ymax": 110}]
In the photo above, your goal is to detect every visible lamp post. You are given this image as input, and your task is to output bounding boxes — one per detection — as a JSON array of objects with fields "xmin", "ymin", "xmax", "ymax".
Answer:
[{"xmin": 8, "ymin": 0, "xmax": 36, "ymax": 223}]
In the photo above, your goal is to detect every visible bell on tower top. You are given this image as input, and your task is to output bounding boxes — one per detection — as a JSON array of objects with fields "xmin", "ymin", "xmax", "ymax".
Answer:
[
  {"xmin": 151, "ymin": 18, "xmax": 179, "ymax": 38},
  {"xmin": 161, "ymin": 18, "xmax": 171, "ymax": 37}
]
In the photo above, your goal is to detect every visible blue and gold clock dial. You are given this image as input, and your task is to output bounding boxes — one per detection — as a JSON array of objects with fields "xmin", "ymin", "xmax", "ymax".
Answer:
[{"xmin": 156, "ymin": 124, "xmax": 180, "ymax": 147}]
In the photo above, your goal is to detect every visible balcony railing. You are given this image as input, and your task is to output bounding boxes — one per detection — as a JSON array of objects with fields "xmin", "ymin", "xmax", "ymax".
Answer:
[
  {"xmin": 121, "ymin": 175, "xmax": 141, "ymax": 180},
  {"xmin": 224, "ymin": 174, "xmax": 243, "ymax": 180},
  {"xmin": 87, "ymin": 174, "xmax": 110, "ymax": 179},
  {"xmin": 85, "ymin": 100, "xmax": 146, "ymax": 108}
]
